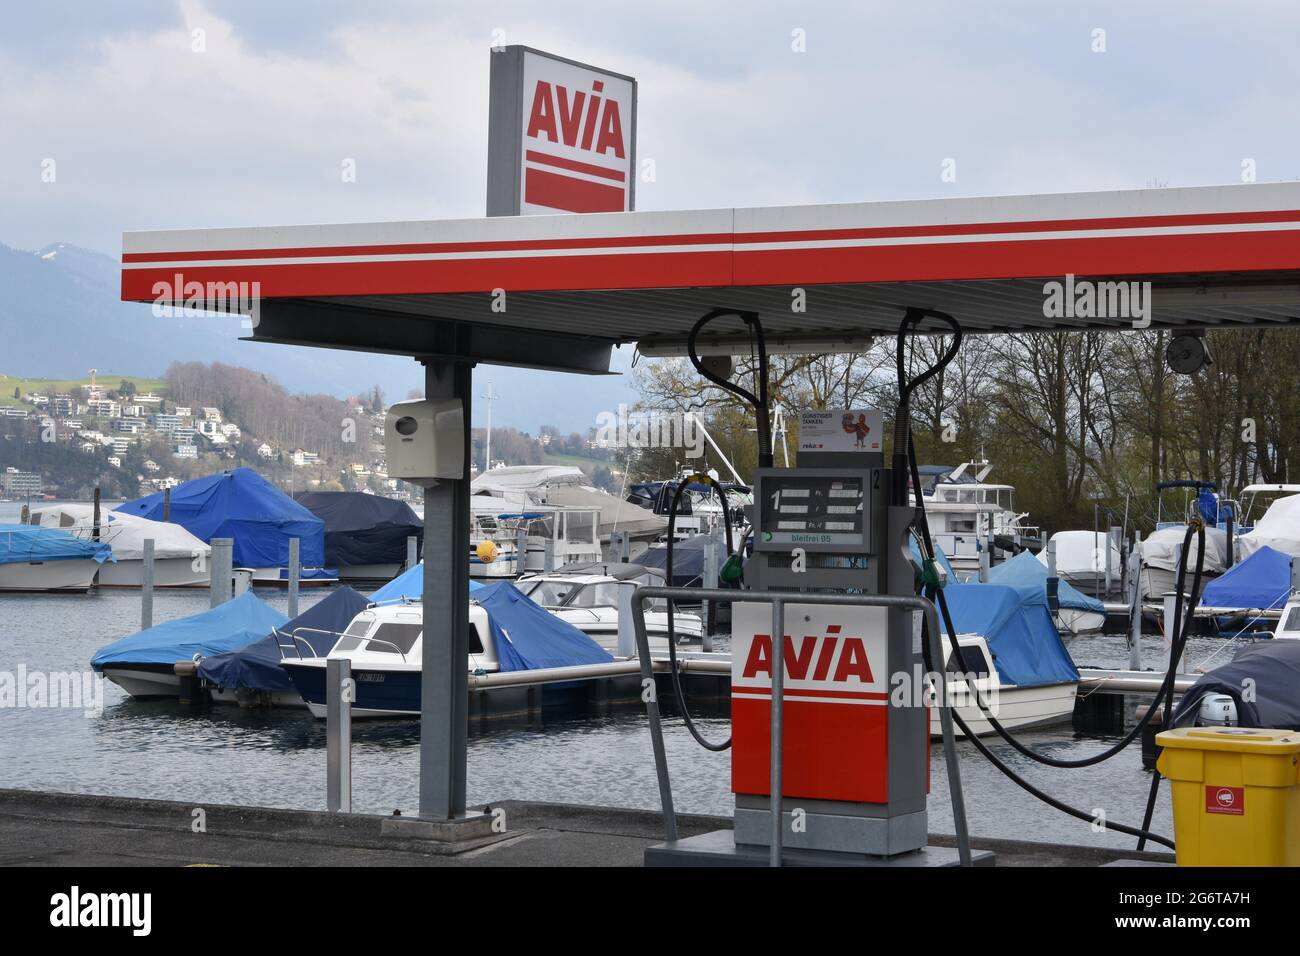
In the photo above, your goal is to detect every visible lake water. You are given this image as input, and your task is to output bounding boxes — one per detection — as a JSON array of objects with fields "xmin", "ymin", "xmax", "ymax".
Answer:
[{"xmin": 1, "ymin": 500, "xmax": 1236, "ymax": 852}]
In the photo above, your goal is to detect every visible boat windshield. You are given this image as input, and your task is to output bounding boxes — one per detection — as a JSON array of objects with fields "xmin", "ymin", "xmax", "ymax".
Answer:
[
  {"xmin": 362, "ymin": 622, "xmax": 423, "ymax": 655},
  {"xmin": 565, "ymin": 582, "xmax": 619, "ymax": 608},
  {"xmin": 522, "ymin": 579, "xmax": 581, "ymax": 607},
  {"xmin": 331, "ymin": 616, "xmax": 374, "ymax": 652}
]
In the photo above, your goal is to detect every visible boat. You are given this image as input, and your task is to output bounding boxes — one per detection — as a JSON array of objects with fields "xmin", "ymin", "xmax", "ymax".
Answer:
[
  {"xmin": 198, "ymin": 586, "xmax": 375, "ymax": 707},
  {"xmin": 469, "ymin": 495, "xmax": 603, "ymax": 578},
  {"xmin": 928, "ymin": 580, "xmax": 1081, "ymax": 737},
  {"xmin": 1038, "ymin": 530, "xmax": 1123, "ymax": 596},
  {"xmin": 1234, "ymin": 493, "xmax": 1300, "ymax": 561},
  {"xmin": 515, "ymin": 562, "xmax": 702, "ymax": 653},
  {"xmin": 116, "ymin": 468, "xmax": 336, "ymax": 586},
  {"xmin": 1138, "ymin": 524, "xmax": 1229, "ymax": 599},
  {"xmin": 1199, "ymin": 545, "xmax": 1294, "ymax": 616},
  {"xmin": 91, "ymin": 591, "xmax": 288, "ymax": 697},
  {"xmin": 914, "ymin": 461, "xmax": 1041, "ymax": 575},
  {"xmin": 27, "ymin": 504, "xmax": 210, "ymax": 587},
  {"xmin": 626, "ymin": 472, "xmax": 750, "ymax": 552},
  {"xmin": 280, "ymin": 581, "xmax": 614, "ymax": 718},
  {"xmin": 0, "ymin": 524, "xmax": 114, "ymax": 592},
  {"xmin": 992, "ymin": 550, "xmax": 1106, "ymax": 635},
  {"xmin": 293, "ymin": 491, "xmax": 422, "ymax": 584},
  {"xmin": 1172, "ymin": 640, "xmax": 1300, "ymax": 730}
]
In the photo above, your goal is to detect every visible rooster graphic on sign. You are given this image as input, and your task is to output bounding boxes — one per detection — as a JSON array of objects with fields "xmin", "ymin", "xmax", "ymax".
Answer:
[{"xmin": 841, "ymin": 412, "xmax": 871, "ymax": 448}]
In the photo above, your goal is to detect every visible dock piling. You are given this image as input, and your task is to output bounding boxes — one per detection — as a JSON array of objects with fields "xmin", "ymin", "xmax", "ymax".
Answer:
[
  {"xmin": 141, "ymin": 539, "xmax": 155, "ymax": 629},
  {"xmin": 210, "ymin": 538, "xmax": 233, "ymax": 607},
  {"xmin": 702, "ymin": 532, "xmax": 718, "ymax": 652},
  {"xmin": 616, "ymin": 580, "xmax": 637, "ymax": 658},
  {"xmin": 406, "ymin": 534, "xmax": 418, "ymax": 571},
  {"xmin": 288, "ymin": 537, "xmax": 300, "ymax": 619},
  {"xmin": 92, "ymin": 487, "xmax": 101, "ymax": 542},
  {"xmin": 543, "ymin": 537, "xmax": 555, "ymax": 572},
  {"xmin": 1128, "ymin": 532, "xmax": 1143, "ymax": 671},
  {"xmin": 326, "ymin": 657, "xmax": 353, "ymax": 813}
]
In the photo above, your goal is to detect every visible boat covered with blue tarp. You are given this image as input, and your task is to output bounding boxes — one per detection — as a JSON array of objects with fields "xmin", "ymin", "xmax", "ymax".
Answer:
[
  {"xmin": 369, "ymin": 561, "xmax": 485, "ymax": 602},
  {"xmin": 939, "ymin": 581, "xmax": 1080, "ymax": 687},
  {"xmin": 292, "ymin": 491, "xmax": 423, "ymax": 569},
  {"xmin": 92, "ymin": 591, "xmax": 288, "ymax": 697},
  {"xmin": 197, "ymin": 586, "xmax": 373, "ymax": 694},
  {"xmin": 990, "ymin": 550, "xmax": 1105, "ymax": 615},
  {"xmin": 1200, "ymin": 545, "xmax": 1292, "ymax": 610},
  {"xmin": 117, "ymin": 468, "xmax": 325, "ymax": 568},
  {"xmin": 475, "ymin": 581, "xmax": 614, "ymax": 671},
  {"xmin": 0, "ymin": 524, "xmax": 114, "ymax": 564}
]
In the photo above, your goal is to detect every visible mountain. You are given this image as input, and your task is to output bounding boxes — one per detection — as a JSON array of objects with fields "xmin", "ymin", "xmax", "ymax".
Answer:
[{"xmin": 0, "ymin": 241, "xmax": 638, "ymax": 433}]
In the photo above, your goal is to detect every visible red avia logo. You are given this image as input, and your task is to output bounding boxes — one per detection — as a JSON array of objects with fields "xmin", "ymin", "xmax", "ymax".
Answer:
[
  {"xmin": 741, "ymin": 626, "xmax": 874, "ymax": 684},
  {"xmin": 1205, "ymin": 785, "xmax": 1244, "ymax": 815},
  {"xmin": 526, "ymin": 80, "xmax": 626, "ymax": 159}
]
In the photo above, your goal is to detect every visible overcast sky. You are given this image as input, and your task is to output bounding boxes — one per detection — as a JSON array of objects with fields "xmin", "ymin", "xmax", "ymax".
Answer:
[{"xmin": 4, "ymin": 0, "xmax": 1299, "ymax": 429}]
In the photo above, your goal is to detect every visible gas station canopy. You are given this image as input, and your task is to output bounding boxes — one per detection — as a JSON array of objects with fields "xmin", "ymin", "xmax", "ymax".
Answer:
[{"xmin": 122, "ymin": 182, "xmax": 1300, "ymax": 374}]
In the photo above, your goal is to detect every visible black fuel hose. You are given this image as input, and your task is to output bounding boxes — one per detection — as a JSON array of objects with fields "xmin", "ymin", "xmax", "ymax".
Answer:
[
  {"xmin": 687, "ymin": 309, "xmax": 773, "ymax": 469},
  {"xmin": 663, "ymin": 472, "xmax": 736, "ymax": 751},
  {"xmin": 896, "ymin": 311, "xmax": 1180, "ymax": 849}
]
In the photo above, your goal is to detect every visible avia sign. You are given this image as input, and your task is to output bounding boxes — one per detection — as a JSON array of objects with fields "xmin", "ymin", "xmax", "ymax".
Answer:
[{"xmin": 487, "ymin": 46, "xmax": 636, "ymax": 216}]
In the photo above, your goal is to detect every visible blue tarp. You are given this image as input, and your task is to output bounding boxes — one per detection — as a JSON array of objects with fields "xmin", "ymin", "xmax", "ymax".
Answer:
[
  {"xmin": 369, "ymin": 562, "xmax": 485, "ymax": 602},
  {"xmin": 1172, "ymin": 641, "xmax": 1300, "ymax": 730},
  {"xmin": 632, "ymin": 536, "xmax": 737, "ymax": 588},
  {"xmin": 293, "ymin": 491, "xmax": 423, "ymax": 567},
  {"xmin": 116, "ymin": 468, "xmax": 325, "ymax": 568},
  {"xmin": 91, "ymin": 591, "xmax": 288, "ymax": 670},
  {"xmin": 197, "ymin": 586, "xmax": 372, "ymax": 692},
  {"xmin": 989, "ymin": 550, "xmax": 1105, "ymax": 614},
  {"xmin": 938, "ymin": 581, "xmax": 1081, "ymax": 686},
  {"xmin": 1200, "ymin": 545, "xmax": 1293, "ymax": 610},
  {"xmin": 0, "ymin": 524, "xmax": 114, "ymax": 564},
  {"xmin": 473, "ymin": 581, "xmax": 614, "ymax": 671}
]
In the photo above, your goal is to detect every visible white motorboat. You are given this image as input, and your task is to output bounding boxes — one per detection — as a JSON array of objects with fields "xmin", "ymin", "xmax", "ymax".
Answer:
[
  {"xmin": 28, "ymin": 504, "xmax": 210, "ymax": 588},
  {"xmin": 1038, "ymin": 530, "xmax": 1123, "ymax": 596},
  {"xmin": 0, "ymin": 523, "xmax": 113, "ymax": 592},
  {"xmin": 469, "ymin": 495, "xmax": 603, "ymax": 578},
  {"xmin": 916, "ymin": 461, "xmax": 1041, "ymax": 575},
  {"xmin": 1138, "ymin": 525, "xmax": 1228, "ymax": 598},
  {"xmin": 514, "ymin": 563, "xmax": 703, "ymax": 654},
  {"xmin": 929, "ymin": 630, "xmax": 1079, "ymax": 738}
]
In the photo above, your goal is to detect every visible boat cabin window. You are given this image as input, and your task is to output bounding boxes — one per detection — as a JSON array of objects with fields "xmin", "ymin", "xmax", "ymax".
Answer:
[
  {"xmin": 567, "ymin": 582, "xmax": 619, "ymax": 608},
  {"xmin": 468, "ymin": 625, "xmax": 485, "ymax": 655},
  {"xmin": 946, "ymin": 644, "xmax": 992, "ymax": 678},
  {"xmin": 523, "ymin": 580, "xmax": 576, "ymax": 607},
  {"xmin": 366, "ymin": 622, "xmax": 423, "ymax": 655},
  {"xmin": 332, "ymin": 616, "xmax": 375, "ymax": 652},
  {"xmin": 1283, "ymin": 607, "xmax": 1300, "ymax": 634}
]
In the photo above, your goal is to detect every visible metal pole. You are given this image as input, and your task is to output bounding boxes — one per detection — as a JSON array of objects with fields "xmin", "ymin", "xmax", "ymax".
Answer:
[
  {"xmin": 163, "ymin": 486, "xmax": 171, "ymax": 522},
  {"xmin": 619, "ymin": 530, "xmax": 631, "ymax": 563},
  {"xmin": 702, "ymin": 532, "xmax": 719, "ymax": 652},
  {"xmin": 977, "ymin": 545, "xmax": 990, "ymax": 583},
  {"xmin": 769, "ymin": 599, "xmax": 785, "ymax": 868},
  {"xmin": 210, "ymin": 538, "xmax": 233, "ymax": 608},
  {"xmin": 326, "ymin": 657, "xmax": 352, "ymax": 813},
  {"xmin": 406, "ymin": 534, "xmax": 418, "ymax": 571},
  {"xmin": 1105, "ymin": 526, "xmax": 1118, "ymax": 595},
  {"xmin": 616, "ymin": 579, "xmax": 636, "ymax": 658},
  {"xmin": 1162, "ymin": 591, "xmax": 1179, "ymax": 673},
  {"xmin": 515, "ymin": 527, "xmax": 527, "ymax": 577},
  {"xmin": 543, "ymin": 537, "xmax": 555, "ymax": 572},
  {"xmin": 631, "ymin": 588, "xmax": 677, "ymax": 842},
  {"xmin": 1128, "ymin": 532, "xmax": 1143, "ymax": 671},
  {"xmin": 141, "ymin": 538, "xmax": 154, "ymax": 630},
  {"xmin": 92, "ymin": 487, "xmax": 101, "ymax": 542},
  {"xmin": 925, "ymin": 609, "xmax": 973, "ymax": 867},
  {"xmin": 418, "ymin": 360, "xmax": 470, "ymax": 821},
  {"xmin": 288, "ymin": 537, "xmax": 300, "ymax": 619},
  {"xmin": 1047, "ymin": 538, "xmax": 1057, "ymax": 579}
]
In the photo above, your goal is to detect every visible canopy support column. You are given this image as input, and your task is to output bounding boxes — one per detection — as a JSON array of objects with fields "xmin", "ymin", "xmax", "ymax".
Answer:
[{"xmin": 418, "ymin": 359, "xmax": 473, "ymax": 820}]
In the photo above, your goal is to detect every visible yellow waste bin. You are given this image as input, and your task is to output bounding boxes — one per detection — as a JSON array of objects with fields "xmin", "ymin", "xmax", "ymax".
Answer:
[{"xmin": 1156, "ymin": 726, "xmax": 1300, "ymax": 866}]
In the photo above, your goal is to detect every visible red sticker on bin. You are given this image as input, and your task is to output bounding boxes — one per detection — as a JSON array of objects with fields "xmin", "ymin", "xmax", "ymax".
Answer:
[{"xmin": 1205, "ymin": 786, "xmax": 1244, "ymax": 815}]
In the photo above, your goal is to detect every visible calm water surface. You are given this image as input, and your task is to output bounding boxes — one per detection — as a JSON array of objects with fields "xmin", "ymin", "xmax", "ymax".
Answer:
[{"xmin": 2, "ymin": 501, "xmax": 1240, "ymax": 851}]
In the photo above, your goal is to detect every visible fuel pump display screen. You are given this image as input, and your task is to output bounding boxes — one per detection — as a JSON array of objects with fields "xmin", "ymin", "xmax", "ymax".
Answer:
[{"xmin": 759, "ymin": 475, "xmax": 867, "ymax": 546}]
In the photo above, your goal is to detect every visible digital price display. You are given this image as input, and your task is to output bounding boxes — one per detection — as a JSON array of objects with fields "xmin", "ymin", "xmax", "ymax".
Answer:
[{"xmin": 760, "ymin": 475, "xmax": 867, "ymax": 546}]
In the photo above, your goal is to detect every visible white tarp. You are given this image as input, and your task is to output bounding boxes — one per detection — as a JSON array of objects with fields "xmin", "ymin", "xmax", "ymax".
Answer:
[
  {"xmin": 471, "ymin": 465, "xmax": 587, "ymax": 498},
  {"xmin": 544, "ymin": 484, "xmax": 667, "ymax": 540},
  {"xmin": 1139, "ymin": 525, "xmax": 1229, "ymax": 572},
  {"xmin": 1038, "ymin": 530, "xmax": 1122, "ymax": 578},
  {"xmin": 1236, "ymin": 494, "xmax": 1300, "ymax": 559},
  {"xmin": 28, "ymin": 504, "xmax": 209, "ymax": 560}
]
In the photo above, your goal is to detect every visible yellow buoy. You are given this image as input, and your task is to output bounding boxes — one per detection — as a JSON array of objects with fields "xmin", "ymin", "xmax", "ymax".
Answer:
[{"xmin": 476, "ymin": 539, "xmax": 499, "ymax": 564}]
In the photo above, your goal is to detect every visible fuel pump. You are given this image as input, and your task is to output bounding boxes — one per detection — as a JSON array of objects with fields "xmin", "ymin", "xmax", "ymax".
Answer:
[{"xmin": 644, "ymin": 307, "xmax": 1197, "ymax": 866}]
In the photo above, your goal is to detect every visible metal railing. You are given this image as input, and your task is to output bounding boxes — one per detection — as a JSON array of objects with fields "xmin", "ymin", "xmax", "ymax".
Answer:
[{"xmin": 629, "ymin": 585, "xmax": 973, "ymax": 868}]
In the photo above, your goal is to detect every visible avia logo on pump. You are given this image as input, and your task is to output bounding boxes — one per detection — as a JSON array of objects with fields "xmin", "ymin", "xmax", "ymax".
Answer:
[
  {"xmin": 731, "ymin": 604, "xmax": 888, "ymax": 705},
  {"xmin": 520, "ymin": 53, "xmax": 635, "ymax": 214}
]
